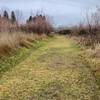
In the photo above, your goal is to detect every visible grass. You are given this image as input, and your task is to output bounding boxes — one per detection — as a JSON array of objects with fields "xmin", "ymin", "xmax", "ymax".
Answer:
[
  {"xmin": 0, "ymin": 47, "xmax": 32, "ymax": 77},
  {"xmin": 0, "ymin": 35, "xmax": 99, "ymax": 100},
  {"xmin": 0, "ymin": 35, "xmax": 52, "ymax": 77},
  {"xmin": 72, "ymin": 35, "xmax": 100, "ymax": 93},
  {"xmin": 0, "ymin": 32, "xmax": 47, "ymax": 57},
  {"xmin": 80, "ymin": 46, "xmax": 100, "ymax": 90}
]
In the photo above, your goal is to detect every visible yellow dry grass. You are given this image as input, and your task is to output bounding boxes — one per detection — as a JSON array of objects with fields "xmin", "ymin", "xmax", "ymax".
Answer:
[{"xmin": 0, "ymin": 32, "xmax": 47, "ymax": 57}]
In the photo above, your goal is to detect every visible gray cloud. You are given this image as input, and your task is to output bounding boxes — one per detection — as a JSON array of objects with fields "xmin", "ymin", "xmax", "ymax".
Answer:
[{"xmin": 0, "ymin": 0, "xmax": 100, "ymax": 26}]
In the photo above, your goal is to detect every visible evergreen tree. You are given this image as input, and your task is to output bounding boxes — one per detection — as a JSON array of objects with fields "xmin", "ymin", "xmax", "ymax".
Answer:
[
  {"xmin": 28, "ymin": 16, "xmax": 33, "ymax": 22},
  {"xmin": 3, "ymin": 10, "xmax": 9, "ymax": 19},
  {"xmin": 11, "ymin": 11, "xmax": 16, "ymax": 23}
]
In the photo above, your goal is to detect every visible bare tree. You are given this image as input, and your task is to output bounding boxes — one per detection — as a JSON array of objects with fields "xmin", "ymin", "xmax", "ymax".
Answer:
[
  {"xmin": 85, "ymin": 8, "xmax": 100, "ymax": 48},
  {"xmin": 15, "ymin": 10, "xmax": 23, "ymax": 23},
  {"xmin": 91, "ymin": 6, "xmax": 100, "ymax": 30}
]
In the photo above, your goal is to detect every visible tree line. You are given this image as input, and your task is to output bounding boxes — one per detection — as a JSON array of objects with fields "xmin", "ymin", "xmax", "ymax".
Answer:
[
  {"xmin": 0, "ymin": 10, "xmax": 17, "ymax": 24},
  {"xmin": 0, "ymin": 10, "xmax": 53, "ymax": 34}
]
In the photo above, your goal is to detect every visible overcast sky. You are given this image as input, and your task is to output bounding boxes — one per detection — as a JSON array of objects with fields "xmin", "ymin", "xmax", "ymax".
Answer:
[{"xmin": 0, "ymin": 0, "xmax": 100, "ymax": 26}]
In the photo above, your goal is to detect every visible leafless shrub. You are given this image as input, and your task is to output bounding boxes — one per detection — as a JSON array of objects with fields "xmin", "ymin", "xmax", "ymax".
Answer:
[
  {"xmin": 71, "ymin": 7, "xmax": 100, "ymax": 48},
  {"xmin": 25, "ymin": 14, "xmax": 53, "ymax": 34},
  {"xmin": 0, "ymin": 9, "xmax": 54, "ymax": 34}
]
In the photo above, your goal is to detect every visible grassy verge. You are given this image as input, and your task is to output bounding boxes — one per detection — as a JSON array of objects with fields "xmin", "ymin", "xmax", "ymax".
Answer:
[
  {"xmin": 0, "ymin": 36, "xmax": 53, "ymax": 77},
  {"xmin": 0, "ymin": 47, "xmax": 32, "ymax": 77},
  {"xmin": 80, "ymin": 49, "xmax": 100, "ymax": 89},
  {"xmin": 72, "ymin": 36, "xmax": 100, "ymax": 86},
  {"xmin": 70, "ymin": 36, "xmax": 100, "ymax": 97}
]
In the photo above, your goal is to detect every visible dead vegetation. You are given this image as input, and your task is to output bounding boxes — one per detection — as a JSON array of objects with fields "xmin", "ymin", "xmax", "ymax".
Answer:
[
  {"xmin": 70, "ymin": 7, "xmax": 100, "ymax": 48},
  {"xmin": 0, "ymin": 10, "xmax": 53, "ymax": 57},
  {"xmin": 25, "ymin": 14, "xmax": 53, "ymax": 34},
  {"xmin": 0, "ymin": 10, "xmax": 53, "ymax": 34},
  {"xmin": 0, "ymin": 32, "xmax": 47, "ymax": 57}
]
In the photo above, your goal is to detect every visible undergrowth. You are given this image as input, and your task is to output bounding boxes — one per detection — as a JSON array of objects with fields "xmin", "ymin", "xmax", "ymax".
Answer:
[
  {"xmin": 0, "ymin": 47, "xmax": 32, "ymax": 77},
  {"xmin": 0, "ymin": 36, "xmax": 53, "ymax": 77}
]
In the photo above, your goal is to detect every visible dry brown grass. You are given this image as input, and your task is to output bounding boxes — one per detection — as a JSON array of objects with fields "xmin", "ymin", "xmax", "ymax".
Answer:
[
  {"xmin": 24, "ymin": 15, "xmax": 53, "ymax": 34},
  {"xmin": 0, "ymin": 32, "xmax": 47, "ymax": 57}
]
